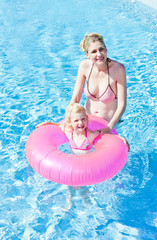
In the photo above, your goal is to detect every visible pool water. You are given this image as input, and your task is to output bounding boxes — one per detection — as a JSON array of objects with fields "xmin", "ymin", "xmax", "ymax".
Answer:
[{"xmin": 0, "ymin": 0, "xmax": 157, "ymax": 239}]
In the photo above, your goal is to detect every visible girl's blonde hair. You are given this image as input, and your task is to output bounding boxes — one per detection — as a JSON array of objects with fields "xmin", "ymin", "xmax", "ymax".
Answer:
[
  {"xmin": 80, "ymin": 32, "xmax": 107, "ymax": 52},
  {"xmin": 65, "ymin": 103, "xmax": 88, "ymax": 130}
]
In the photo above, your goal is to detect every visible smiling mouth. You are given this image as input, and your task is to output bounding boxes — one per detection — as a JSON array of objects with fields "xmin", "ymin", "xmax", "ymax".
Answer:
[
  {"xmin": 78, "ymin": 125, "xmax": 85, "ymax": 129},
  {"xmin": 97, "ymin": 57, "xmax": 104, "ymax": 61}
]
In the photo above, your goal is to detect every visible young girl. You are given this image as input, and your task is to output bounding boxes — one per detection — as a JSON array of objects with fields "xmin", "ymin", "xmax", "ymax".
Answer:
[
  {"xmin": 61, "ymin": 103, "xmax": 101, "ymax": 154},
  {"xmin": 36, "ymin": 103, "xmax": 129, "ymax": 154}
]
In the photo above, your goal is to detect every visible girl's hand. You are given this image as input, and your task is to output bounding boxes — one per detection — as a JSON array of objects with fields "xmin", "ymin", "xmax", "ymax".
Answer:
[
  {"xmin": 36, "ymin": 122, "xmax": 59, "ymax": 128},
  {"xmin": 59, "ymin": 124, "xmax": 65, "ymax": 132}
]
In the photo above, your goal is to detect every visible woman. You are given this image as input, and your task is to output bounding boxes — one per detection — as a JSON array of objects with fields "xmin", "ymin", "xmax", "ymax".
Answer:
[{"xmin": 70, "ymin": 33, "xmax": 127, "ymax": 133}]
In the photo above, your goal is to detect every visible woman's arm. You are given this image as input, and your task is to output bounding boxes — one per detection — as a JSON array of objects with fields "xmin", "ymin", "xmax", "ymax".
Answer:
[
  {"xmin": 106, "ymin": 63, "xmax": 127, "ymax": 132},
  {"xmin": 96, "ymin": 128, "xmax": 129, "ymax": 151},
  {"xmin": 70, "ymin": 60, "xmax": 87, "ymax": 104}
]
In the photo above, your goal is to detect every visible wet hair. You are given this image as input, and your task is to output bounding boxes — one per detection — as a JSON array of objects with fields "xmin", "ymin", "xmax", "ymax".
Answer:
[
  {"xmin": 80, "ymin": 32, "xmax": 107, "ymax": 52},
  {"xmin": 65, "ymin": 103, "xmax": 88, "ymax": 130}
]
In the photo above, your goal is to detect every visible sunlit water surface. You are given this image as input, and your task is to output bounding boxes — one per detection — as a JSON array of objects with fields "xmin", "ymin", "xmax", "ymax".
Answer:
[{"xmin": 0, "ymin": 0, "xmax": 157, "ymax": 239}]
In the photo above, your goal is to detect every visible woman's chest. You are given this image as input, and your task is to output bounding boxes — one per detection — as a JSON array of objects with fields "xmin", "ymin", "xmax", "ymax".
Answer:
[{"xmin": 87, "ymin": 74, "xmax": 116, "ymax": 96}]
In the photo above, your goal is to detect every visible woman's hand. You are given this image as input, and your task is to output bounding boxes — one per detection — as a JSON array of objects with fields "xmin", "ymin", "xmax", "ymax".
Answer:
[
  {"xmin": 98, "ymin": 127, "xmax": 130, "ymax": 151},
  {"xmin": 118, "ymin": 136, "xmax": 130, "ymax": 151},
  {"xmin": 99, "ymin": 126, "xmax": 112, "ymax": 134}
]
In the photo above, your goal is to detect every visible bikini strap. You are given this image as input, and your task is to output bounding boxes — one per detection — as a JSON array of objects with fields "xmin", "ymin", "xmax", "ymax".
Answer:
[
  {"xmin": 107, "ymin": 59, "xmax": 110, "ymax": 86},
  {"xmin": 71, "ymin": 130, "xmax": 74, "ymax": 140},
  {"xmin": 87, "ymin": 63, "xmax": 94, "ymax": 85},
  {"xmin": 107, "ymin": 59, "xmax": 117, "ymax": 98},
  {"xmin": 88, "ymin": 59, "xmax": 110, "ymax": 83},
  {"xmin": 85, "ymin": 128, "xmax": 87, "ymax": 137}
]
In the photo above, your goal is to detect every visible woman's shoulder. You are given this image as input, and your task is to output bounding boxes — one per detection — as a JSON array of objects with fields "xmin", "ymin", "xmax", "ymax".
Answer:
[
  {"xmin": 109, "ymin": 59, "xmax": 126, "ymax": 83},
  {"xmin": 79, "ymin": 59, "xmax": 92, "ymax": 69},
  {"xmin": 109, "ymin": 59, "xmax": 125, "ymax": 70},
  {"xmin": 109, "ymin": 59, "xmax": 126, "ymax": 76},
  {"xmin": 79, "ymin": 59, "xmax": 93, "ymax": 77}
]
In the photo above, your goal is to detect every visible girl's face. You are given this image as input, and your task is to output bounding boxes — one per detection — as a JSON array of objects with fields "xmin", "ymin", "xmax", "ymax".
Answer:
[
  {"xmin": 70, "ymin": 112, "xmax": 88, "ymax": 133},
  {"xmin": 86, "ymin": 40, "xmax": 107, "ymax": 65}
]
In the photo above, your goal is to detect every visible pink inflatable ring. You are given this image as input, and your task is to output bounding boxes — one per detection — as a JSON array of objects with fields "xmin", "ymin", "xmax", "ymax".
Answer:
[{"xmin": 25, "ymin": 115, "xmax": 128, "ymax": 186}]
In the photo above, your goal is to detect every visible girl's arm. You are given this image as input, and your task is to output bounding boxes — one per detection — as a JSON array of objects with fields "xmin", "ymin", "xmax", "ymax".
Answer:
[
  {"xmin": 36, "ymin": 122, "xmax": 67, "ymax": 135},
  {"xmin": 36, "ymin": 122, "xmax": 60, "ymax": 128}
]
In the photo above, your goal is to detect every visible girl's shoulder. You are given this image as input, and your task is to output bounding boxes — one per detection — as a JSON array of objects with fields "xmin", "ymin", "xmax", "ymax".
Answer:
[{"xmin": 63, "ymin": 125, "xmax": 72, "ymax": 139}]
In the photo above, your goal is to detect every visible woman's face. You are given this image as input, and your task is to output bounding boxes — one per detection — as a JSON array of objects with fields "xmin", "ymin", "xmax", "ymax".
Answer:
[
  {"xmin": 70, "ymin": 112, "xmax": 88, "ymax": 133},
  {"xmin": 86, "ymin": 40, "xmax": 107, "ymax": 65}
]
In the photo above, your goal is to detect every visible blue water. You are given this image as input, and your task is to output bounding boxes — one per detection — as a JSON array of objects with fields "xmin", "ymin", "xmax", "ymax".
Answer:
[{"xmin": 0, "ymin": 0, "xmax": 157, "ymax": 239}]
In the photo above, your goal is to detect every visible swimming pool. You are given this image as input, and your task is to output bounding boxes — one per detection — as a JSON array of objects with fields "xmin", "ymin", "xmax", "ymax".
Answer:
[{"xmin": 0, "ymin": 0, "xmax": 157, "ymax": 239}]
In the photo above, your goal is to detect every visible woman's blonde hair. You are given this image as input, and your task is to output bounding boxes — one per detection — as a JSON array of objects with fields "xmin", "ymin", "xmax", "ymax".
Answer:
[
  {"xmin": 65, "ymin": 103, "xmax": 88, "ymax": 130},
  {"xmin": 80, "ymin": 32, "xmax": 107, "ymax": 52}
]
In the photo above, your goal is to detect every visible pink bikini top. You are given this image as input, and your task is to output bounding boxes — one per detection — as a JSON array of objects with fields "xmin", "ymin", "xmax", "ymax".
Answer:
[
  {"xmin": 69, "ymin": 129, "xmax": 93, "ymax": 151},
  {"xmin": 84, "ymin": 59, "xmax": 117, "ymax": 103}
]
